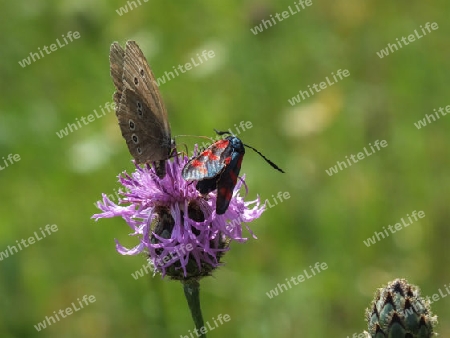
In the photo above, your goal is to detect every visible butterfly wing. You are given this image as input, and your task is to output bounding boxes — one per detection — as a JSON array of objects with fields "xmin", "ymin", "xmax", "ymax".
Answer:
[
  {"xmin": 110, "ymin": 41, "xmax": 172, "ymax": 177},
  {"xmin": 109, "ymin": 42, "xmax": 125, "ymax": 108}
]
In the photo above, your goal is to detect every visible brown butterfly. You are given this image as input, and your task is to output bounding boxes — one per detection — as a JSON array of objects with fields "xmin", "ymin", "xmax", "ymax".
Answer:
[{"xmin": 109, "ymin": 41, "xmax": 174, "ymax": 178}]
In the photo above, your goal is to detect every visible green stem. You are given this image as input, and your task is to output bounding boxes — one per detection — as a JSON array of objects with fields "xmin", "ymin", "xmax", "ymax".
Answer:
[{"xmin": 182, "ymin": 280, "xmax": 206, "ymax": 338}]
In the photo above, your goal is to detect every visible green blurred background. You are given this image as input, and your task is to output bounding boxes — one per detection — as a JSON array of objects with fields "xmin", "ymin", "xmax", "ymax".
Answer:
[{"xmin": 1, "ymin": 1, "xmax": 449, "ymax": 337}]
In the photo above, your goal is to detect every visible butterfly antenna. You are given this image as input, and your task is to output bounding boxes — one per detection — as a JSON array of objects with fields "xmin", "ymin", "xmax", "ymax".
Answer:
[
  {"xmin": 174, "ymin": 134, "xmax": 212, "ymax": 142},
  {"xmin": 243, "ymin": 144, "xmax": 285, "ymax": 173},
  {"xmin": 173, "ymin": 142, "xmax": 189, "ymax": 158}
]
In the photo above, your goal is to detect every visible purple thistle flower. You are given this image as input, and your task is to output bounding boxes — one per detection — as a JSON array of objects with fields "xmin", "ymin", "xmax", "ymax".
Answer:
[{"xmin": 92, "ymin": 151, "xmax": 265, "ymax": 280}]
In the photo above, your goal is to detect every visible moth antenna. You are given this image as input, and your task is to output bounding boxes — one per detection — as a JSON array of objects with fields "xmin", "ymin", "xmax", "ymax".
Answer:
[
  {"xmin": 214, "ymin": 129, "xmax": 232, "ymax": 136},
  {"xmin": 243, "ymin": 144, "xmax": 285, "ymax": 173}
]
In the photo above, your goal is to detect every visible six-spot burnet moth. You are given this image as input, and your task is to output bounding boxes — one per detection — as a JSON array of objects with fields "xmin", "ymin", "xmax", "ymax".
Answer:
[{"xmin": 182, "ymin": 130, "xmax": 284, "ymax": 214}]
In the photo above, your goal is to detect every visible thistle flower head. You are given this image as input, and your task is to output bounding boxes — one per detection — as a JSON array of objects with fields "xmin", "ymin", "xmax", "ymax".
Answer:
[
  {"xmin": 92, "ymin": 151, "xmax": 265, "ymax": 281},
  {"xmin": 365, "ymin": 278, "xmax": 438, "ymax": 338}
]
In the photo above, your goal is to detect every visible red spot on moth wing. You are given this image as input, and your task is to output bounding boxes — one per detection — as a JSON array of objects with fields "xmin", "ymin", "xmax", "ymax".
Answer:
[
  {"xmin": 228, "ymin": 169, "xmax": 238, "ymax": 182},
  {"xmin": 203, "ymin": 149, "xmax": 213, "ymax": 156},
  {"xmin": 218, "ymin": 187, "xmax": 232, "ymax": 201},
  {"xmin": 236, "ymin": 155, "xmax": 243, "ymax": 168},
  {"xmin": 216, "ymin": 185, "xmax": 233, "ymax": 214},
  {"xmin": 191, "ymin": 159, "xmax": 208, "ymax": 175},
  {"xmin": 191, "ymin": 159, "xmax": 205, "ymax": 168},
  {"xmin": 202, "ymin": 148, "xmax": 220, "ymax": 161},
  {"xmin": 224, "ymin": 157, "xmax": 231, "ymax": 165},
  {"xmin": 219, "ymin": 187, "xmax": 233, "ymax": 200},
  {"xmin": 214, "ymin": 139, "xmax": 230, "ymax": 149}
]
